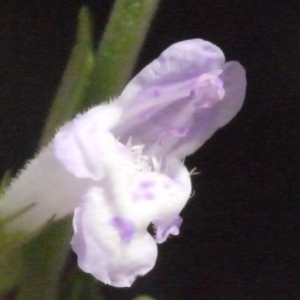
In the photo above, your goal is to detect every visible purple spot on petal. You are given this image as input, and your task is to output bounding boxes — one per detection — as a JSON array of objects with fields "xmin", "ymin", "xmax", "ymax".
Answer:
[
  {"xmin": 152, "ymin": 89, "xmax": 161, "ymax": 97},
  {"xmin": 133, "ymin": 180, "xmax": 156, "ymax": 201},
  {"xmin": 140, "ymin": 180, "xmax": 154, "ymax": 188},
  {"xmin": 170, "ymin": 126, "xmax": 189, "ymax": 137},
  {"xmin": 189, "ymin": 89, "xmax": 196, "ymax": 99},
  {"xmin": 144, "ymin": 192, "xmax": 155, "ymax": 200},
  {"xmin": 111, "ymin": 217, "xmax": 135, "ymax": 243},
  {"xmin": 133, "ymin": 190, "xmax": 155, "ymax": 201}
]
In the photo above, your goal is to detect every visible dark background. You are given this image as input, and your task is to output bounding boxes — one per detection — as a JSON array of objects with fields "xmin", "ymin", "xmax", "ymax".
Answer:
[{"xmin": 0, "ymin": 0, "xmax": 299, "ymax": 299}]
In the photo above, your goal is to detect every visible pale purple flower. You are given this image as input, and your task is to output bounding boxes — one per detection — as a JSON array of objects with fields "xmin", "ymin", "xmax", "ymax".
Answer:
[{"xmin": 0, "ymin": 39, "xmax": 246, "ymax": 287}]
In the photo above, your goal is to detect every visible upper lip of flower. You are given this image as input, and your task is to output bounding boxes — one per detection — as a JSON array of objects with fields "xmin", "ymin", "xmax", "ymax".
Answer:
[{"xmin": 111, "ymin": 70, "xmax": 226, "ymax": 160}]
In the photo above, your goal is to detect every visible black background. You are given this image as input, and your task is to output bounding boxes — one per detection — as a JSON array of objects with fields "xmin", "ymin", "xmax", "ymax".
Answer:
[{"xmin": 0, "ymin": 0, "xmax": 299, "ymax": 299}]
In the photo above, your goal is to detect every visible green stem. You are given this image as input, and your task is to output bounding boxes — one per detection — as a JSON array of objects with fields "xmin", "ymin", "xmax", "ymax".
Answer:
[
  {"xmin": 84, "ymin": 0, "xmax": 160, "ymax": 106},
  {"xmin": 16, "ymin": 217, "xmax": 72, "ymax": 300}
]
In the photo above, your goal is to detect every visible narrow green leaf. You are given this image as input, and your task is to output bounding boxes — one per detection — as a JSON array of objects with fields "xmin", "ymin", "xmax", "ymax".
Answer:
[
  {"xmin": 39, "ymin": 6, "xmax": 94, "ymax": 147},
  {"xmin": 0, "ymin": 249, "xmax": 23, "ymax": 296},
  {"xmin": 59, "ymin": 266, "xmax": 103, "ymax": 300},
  {"xmin": 83, "ymin": 0, "xmax": 161, "ymax": 106},
  {"xmin": 16, "ymin": 216, "xmax": 73, "ymax": 300},
  {"xmin": 0, "ymin": 230, "xmax": 31, "ymax": 254}
]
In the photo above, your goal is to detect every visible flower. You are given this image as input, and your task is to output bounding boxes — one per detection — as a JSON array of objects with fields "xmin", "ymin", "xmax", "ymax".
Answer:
[{"xmin": 0, "ymin": 39, "xmax": 246, "ymax": 287}]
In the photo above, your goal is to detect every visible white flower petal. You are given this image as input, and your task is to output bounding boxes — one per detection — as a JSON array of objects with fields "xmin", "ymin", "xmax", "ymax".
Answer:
[
  {"xmin": 54, "ymin": 104, "xmax": 122, "ymax": 180},
  {"xmin": 71, "ymin": 187, "xmax": 158, "ymax": 287}
]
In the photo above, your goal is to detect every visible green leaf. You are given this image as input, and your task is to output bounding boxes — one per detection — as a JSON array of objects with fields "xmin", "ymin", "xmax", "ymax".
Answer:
[
  {"xmin": 59, "ymin": 266, "xmax": 103, "ymax": 300},
  {"xmin": 0, "ymin": 230, "xmax": 31, "ymax": 254},
  {"xmin": 16, "ymin": 216, "xmax": 73, "ymax": 300},
  {"xmin": 0, "ymin": 249, "xmax": 23, "ymax": 296},
  {"xmin": 83, "ymin": 0, "xmax": 161, "ymax": 106},
  {"xmin": 39, "ymin": 6, "xmax": 94, "ymax": 148}
]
